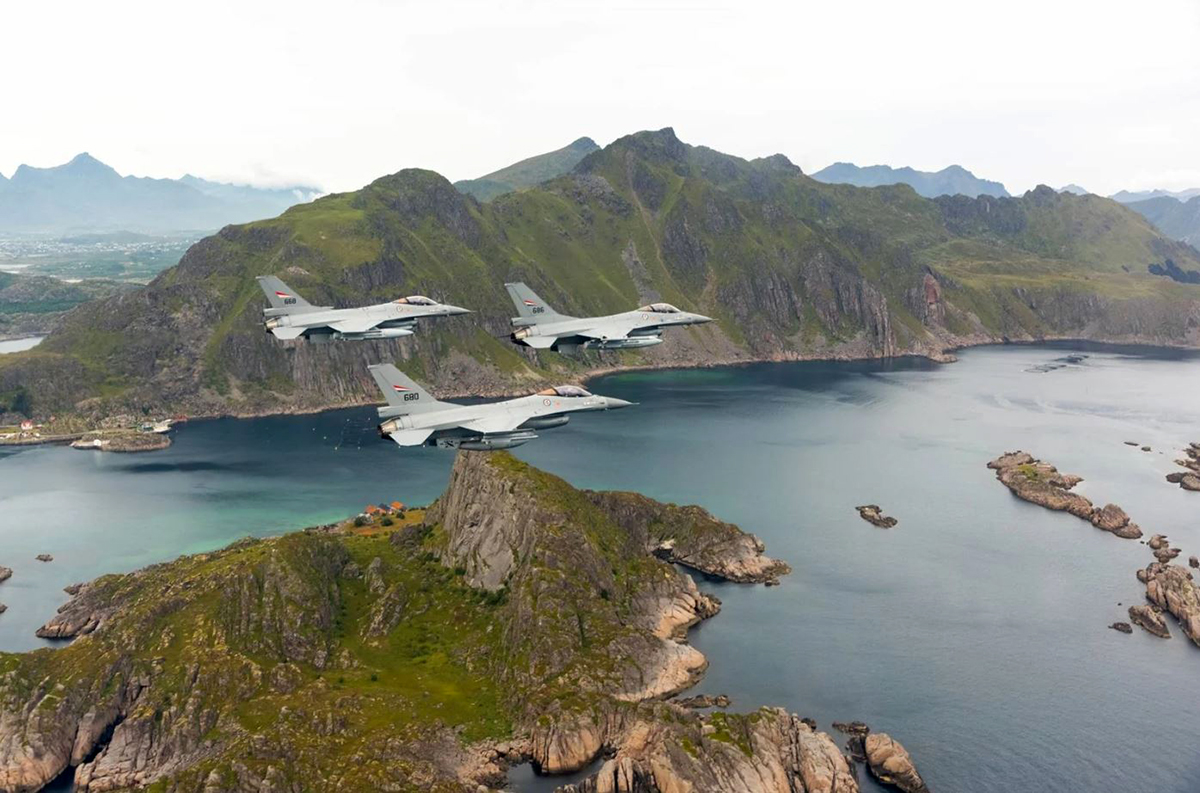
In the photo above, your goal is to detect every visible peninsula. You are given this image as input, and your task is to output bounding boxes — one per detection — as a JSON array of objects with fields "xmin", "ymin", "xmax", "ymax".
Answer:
[{"xmin": 0, "ymin": 452, "xmax": 921, "ymax": 792}]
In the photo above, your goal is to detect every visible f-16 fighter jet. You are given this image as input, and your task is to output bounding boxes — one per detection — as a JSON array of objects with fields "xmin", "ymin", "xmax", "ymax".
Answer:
[
  {"xmin": 369, "ymin": 363, "xmax": 632, "ymax": 450},
  {"xmin": 257, "ymin": 276, "xmax": 469, "ymax": 342},
  {"xmin": 504, "ymin": 282, "xmax": 712, "ymax": 353}
]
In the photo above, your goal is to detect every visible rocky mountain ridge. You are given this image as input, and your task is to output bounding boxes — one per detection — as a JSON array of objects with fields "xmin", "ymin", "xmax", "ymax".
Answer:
[{"xmin": 3, "ymin": 127, "xmax": 1200, "ymax": 422}]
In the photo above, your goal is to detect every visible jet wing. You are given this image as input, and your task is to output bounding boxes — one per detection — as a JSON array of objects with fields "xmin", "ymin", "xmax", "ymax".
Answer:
[
  {"xmin": 327, "ymin": 316, "xmax": 383, "ymax": 334},
  {"xmin": 270, "ymin": 327, "xmax": 307, "ymax": 340},
  {"xmin": 458, "ymin": 413, "xmax": 529, "ymax": 435},
  {"xmin": 574, "ymin": 319, "xmax": 645, "ymax": 340},
  {"xmin": 387, "ymin": 428, "xmax": 435, "ymax": 447}
]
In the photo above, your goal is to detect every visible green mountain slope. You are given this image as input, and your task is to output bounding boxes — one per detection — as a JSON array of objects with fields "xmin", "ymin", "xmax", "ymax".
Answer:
[
  {"xmin": 453, "ymin": 136, "xmax": 599, "ymax": 201},
  {"xmin": 0, "ymin": 451, "xmax": 822, "ymax": 792},
  {"xmin": 2, "ymin": 128, "xmax": 1199, "ymax": 421}
]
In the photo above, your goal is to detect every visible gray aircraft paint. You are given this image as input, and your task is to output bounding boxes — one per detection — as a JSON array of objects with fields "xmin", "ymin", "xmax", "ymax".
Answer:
[
  {"xmin": 256, "ymin": 275, "xmax": 469, "ymax": 342},
  {"xmin": 504, "ymin": 282, "xmax": 711, "ymax": 353},
  {"xmin": 368, "ymin": 363, "xmax": 632, "ymax": 450}
]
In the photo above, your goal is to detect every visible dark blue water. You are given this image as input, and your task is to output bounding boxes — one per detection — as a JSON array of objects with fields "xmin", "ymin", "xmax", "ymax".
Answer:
[{"xmin": 5, "ymin": 343, "xmax": 1200, "ymax": 793}]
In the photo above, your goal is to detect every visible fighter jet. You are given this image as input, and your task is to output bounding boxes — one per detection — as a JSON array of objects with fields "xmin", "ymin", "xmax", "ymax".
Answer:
[
  {"xmin": 368, "ymin": 363, "xmax": 632, "ymax": 450},
  {"xmin": 256, "ymin": 276, "xmax": 469, "ymax": 342},
  {"xmin": 504, "ymin": 282, "xmax": 713, "ymax": 353}
]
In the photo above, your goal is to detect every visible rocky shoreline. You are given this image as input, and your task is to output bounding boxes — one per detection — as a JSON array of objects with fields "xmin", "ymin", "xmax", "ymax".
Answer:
[
  {"xmin": 0, "ymin": 451, "xmax": 928, "ymax": 793},
  {"xmin": 16, "ymin": 338, "xmax": 1199, "ymax": 427}
]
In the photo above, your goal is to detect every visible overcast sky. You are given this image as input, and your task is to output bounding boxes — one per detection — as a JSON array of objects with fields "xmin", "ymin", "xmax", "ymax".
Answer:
[{"xmin": 3, "ymin": 0, "xmax": 1197, "ymax": 196}]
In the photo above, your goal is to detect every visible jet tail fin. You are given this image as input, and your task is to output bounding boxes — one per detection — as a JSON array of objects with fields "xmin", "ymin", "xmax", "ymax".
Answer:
[
  {"xmin": 368, "ymin": 364, "xmax": 448, "ymax": 413},
  {"xmin": 257, "ymin": 276, "xmax": 326, "ymax": 316},
  {"xmin": 505, "ymin": 282, "xmax": 574, "ymax": 324}
]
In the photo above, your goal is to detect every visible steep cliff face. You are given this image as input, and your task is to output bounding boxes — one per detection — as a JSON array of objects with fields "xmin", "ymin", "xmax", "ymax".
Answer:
[
  {"xmin": 0, "ymin": 452, "xmax": 879, "ymax": 792},
  {"xmin": 6, "ymin": 128, "xmax": 1197, "ymax": 422}
]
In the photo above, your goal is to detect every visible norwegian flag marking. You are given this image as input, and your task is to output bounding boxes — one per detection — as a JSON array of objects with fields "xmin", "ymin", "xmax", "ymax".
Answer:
[{"xmin": 523, "ymin": 299, "xmax": 537, "ymax": 306}]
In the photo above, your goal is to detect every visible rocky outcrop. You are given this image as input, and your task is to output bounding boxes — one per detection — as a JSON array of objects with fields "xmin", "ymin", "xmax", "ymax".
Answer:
[
  {"xmin": 1166, "ymin": 442, "xmax": 1200, "ymax": 490},
  {"xmin": 0, "ymin": 566, "xmax": 10, "ymax": 584},
  {"xmin": 855, "ymin": 505, "xmax": 897, "ymax": 528},
  {"xmin": 1109, "ymin": 622, "xmax": 1132, "ymax": 634},
  {"xmin": 675, "ymin": 693, "xmax": 731, "ymax": 709},
  {"xmin": 35, "ymin": 554, "xmax": 53, "ymax": 562},
  {"xmin": 1142, "ymin": 563, "xmax": 1200, "ymax": 646},
  {"xmin": 586, "ymin": 490, "xmax": 791, "ymax": 584},
  {"xmin": 987, "ymin": 452, "xmax": 1142, "ymax": 538},
  {"xmin": 561, "ymin": 707, "xmax": 859, "ymax": 793},
  {"xmin": 1129, "ymin": 604, "xmax": 1171, "ymax": 638},
  {"xmin": 864, "ymin": 733, "xmax": 930, "ymax": 793}
]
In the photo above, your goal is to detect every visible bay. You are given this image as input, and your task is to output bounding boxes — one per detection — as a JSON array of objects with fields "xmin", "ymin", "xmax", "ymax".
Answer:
[{"xmin": 5, "ymin": 342, "xmax": 1200, "ymax": 792}]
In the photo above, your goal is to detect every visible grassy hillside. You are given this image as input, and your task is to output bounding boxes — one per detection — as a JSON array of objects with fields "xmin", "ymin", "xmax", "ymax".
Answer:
[
  {"xmin": 3, "ymin": 128, "xmax": 1199, "ymax": 421},
  {"xmin": 0, "ymin": 452, "xmax": 801, "ymax": 791},
  {"xmin": 453, "ymin": 136, "xmax": 599, "ymax": 201}
]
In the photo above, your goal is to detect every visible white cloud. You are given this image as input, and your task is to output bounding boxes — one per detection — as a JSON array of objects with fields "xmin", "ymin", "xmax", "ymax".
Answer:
[{"xmin": 2, "ymin": 0, "xmax": 1196, "ymax": 195}]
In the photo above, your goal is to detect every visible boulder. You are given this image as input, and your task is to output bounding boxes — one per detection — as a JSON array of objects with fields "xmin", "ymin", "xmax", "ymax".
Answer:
[
  {"xmin": 35, "ymin": 554, "xmax": 53, "ymax": 562},
  {"xmin": 1128, "ymin": 604, "xmax": 1170, "ymax": 638},
  {"xmin": 0, "ymin": 566, "xmax": 11, "ymax": 584},
  {"xmin": 1109, "ymin": 622, "xmax": 1132, "ymax": 634},
  {"xmin": 1190, "ymin": 556, "xmax": 1199, "ymax": 570},
  {"xmin": 1144, "ymin": 564, "xmax": 1200, "ymax": 646},
  {"xmin": 1089, "ymin": 504, "xmax": 1142, "ymax": 539},
  {"xmin": 1181, "ymin": 474, "xmax": 1200, "ymax": 491},
  {"xmin": 864, "ymin": 733, "xmax": 930, "ymax": 793}
]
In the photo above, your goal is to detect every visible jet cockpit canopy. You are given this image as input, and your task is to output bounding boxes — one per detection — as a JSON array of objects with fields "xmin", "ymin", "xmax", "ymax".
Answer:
[
  {"xmin": 537, "ymin": 385, "xmax": 592, "ymax": 398},
  {"xmin": 638, "ymin": 302, "xmax": 681, "ymax": 313},
  {"xmin": 396, "ymin": 295, "xmax": 438, "ymax": 305}
]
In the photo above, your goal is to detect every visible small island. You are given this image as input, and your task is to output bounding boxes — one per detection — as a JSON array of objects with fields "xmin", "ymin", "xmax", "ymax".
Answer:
[
  {"xmin": 856, "ymin": 504, "xmax": 898, "ymax": 528},
  {"xmin": 987, "ymin": 451, "xmax": 1142, "ymax": 538}
]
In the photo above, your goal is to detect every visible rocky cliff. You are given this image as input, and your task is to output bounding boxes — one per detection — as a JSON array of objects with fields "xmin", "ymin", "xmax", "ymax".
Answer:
[
  {"xmin": 7, "ymin": 127, "xmax": 1198, "ymax": 422},
  {"xmin": 0, "ymin": 452, "xmax": 905, "ymax": 792}
]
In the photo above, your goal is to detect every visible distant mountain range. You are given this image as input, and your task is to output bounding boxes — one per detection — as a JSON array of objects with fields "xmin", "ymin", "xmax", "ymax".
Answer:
[
  {"xmin": 0, "ymin": 153, "xmax": 320, "ymax": 235},
  {"xmin": 454, "ymin": 137, "xmax": 599, "ymax": 201},
  {"xmin": 1112, "ymin": 187, "xmax": 1200, "ymax": 204},
  {"xmin": 1057, "ymin": 184, "xmax": 1091, "ymax": 195},
  {"xmin": 809, "ymin": 162, "xmax": 1010, "ymax": 198},
  {"xmin": 1125, "ymin": 195, "xmax": 1200, "ymax": 247}
]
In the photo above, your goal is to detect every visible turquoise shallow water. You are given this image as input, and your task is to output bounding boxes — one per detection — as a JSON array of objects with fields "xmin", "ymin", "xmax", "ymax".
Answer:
[{"xmin": 5, "ymin": 342, "xmax": 1200, "ymax": 792}]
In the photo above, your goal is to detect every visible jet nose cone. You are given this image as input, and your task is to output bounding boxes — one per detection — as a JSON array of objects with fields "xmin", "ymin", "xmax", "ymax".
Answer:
[
  {"xmin": 692, "ymin": 313, "xmax": 714, "ymax": 324},
  {"xmin": 602, "ymin": 397, "xmax": 635, "ymax": 410},
  {"xmin": 445, "ymin": 305, "xmax": 472, "ymax": 316}
]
